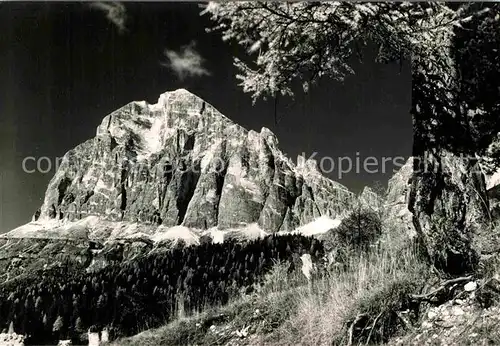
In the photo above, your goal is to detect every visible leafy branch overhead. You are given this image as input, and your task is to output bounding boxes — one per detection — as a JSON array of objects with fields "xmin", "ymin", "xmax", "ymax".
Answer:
[
  {"xmin": 202, "ymin": 2, "xmax": 500, "ymax": 152},
  {"xmin": 202, "ymin": 2, "xmax": 471, "ymax": 101}
]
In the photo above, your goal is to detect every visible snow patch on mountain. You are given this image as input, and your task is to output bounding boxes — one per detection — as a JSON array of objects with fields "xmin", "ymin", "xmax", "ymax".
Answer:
[
  {"xmin": 3, "ymin": 214, "xmax": 345, "ymax": 244},
  {"xmin": 288, "ymin": 216, "xmax": 342, "ymax": 236},
  {"xmin": 152, "ymin": 225, "xmax": 200, "ymax": 246}
]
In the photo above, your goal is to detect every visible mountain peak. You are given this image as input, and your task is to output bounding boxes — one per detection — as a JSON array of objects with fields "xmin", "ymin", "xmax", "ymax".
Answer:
[
  {"xmin": 17, "ymin": 90, "xmax": 356, "ymax": 238},
  {"xmin": 155, "ymin": 88, "xmax": 203, "ymax": 105}
]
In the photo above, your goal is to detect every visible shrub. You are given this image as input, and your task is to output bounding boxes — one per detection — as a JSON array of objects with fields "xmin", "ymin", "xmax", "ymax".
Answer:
[
  {"xmin": 336, "ymin": 206, "xmax": 382, "ymax": 251},
  {"xmin": 322, "ymin": 205, "xmax": 383, "ymax": 267}
]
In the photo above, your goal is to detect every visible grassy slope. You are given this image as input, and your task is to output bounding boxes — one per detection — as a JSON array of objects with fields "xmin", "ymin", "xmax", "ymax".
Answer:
[{"xmin": 112, "ymin": 229, "xmax": 430, "ymax": 346}]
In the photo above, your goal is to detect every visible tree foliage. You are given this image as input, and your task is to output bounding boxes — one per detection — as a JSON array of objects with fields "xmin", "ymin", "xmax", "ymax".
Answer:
[
  {"xmin": 454, "ymin": 4, "xmax": 500, "ymax": 159},
  {"xmin": 203, "ymin": 2, "xmax": 500, "ymax": 152},
  {"xmin": 202, "ymin": 2, "xmax": 462, "ymax": 101},
  {"xmin": 336, "ymin": 205, "xmax": 382, "ymax": 251},
  {"xmin": 322, "ymin": 204, "xmax": 382, "ymax": 266}
]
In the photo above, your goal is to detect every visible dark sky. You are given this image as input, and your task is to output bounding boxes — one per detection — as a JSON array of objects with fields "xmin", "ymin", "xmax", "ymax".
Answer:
[{"xmin": 0, "ymin": 2, "xmax": 412, "ymax": 233}]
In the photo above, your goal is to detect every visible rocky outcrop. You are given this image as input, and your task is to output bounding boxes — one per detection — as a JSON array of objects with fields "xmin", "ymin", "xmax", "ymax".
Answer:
[
  {"xmin": 384, "ymin": 158, "xmax": 416, "ymax": 237},
  {"xmin": 384, "ymin": 152, "xmax": 489, "ymax": 274},
  {"xmin": 359, "ymin": 186, "xmax": 383, "ymax": 212},
  {"xmin": 32, "ymin": 89, "xmax": 355, "ymax": 235},
  {"xmin": 479, "ymin": 133, "xmax": 500, "ymax": 221},
  {"xmin": 409, "ymin": 151, "xmax": 489, "ymax": 274},
  {"xmin": 408, "ymin": 54, "xmax": 490, "ymax": 274},
  {"xmin": 385, "ymin": 151, "xmax": 494, "ymax": 273}
]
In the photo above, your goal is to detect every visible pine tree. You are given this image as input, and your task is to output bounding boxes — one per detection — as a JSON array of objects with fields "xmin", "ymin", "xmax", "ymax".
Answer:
[
  {"xmin": 52, "ymin": 315, "xmax": 63, "ymax": 333},
  {"xmin": 75, "ymin": 317, "xmax": 84, "ymax": 334}
]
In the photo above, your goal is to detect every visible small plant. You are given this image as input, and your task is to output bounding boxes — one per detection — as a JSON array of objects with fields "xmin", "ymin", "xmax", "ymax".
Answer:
[{"xmin": 254, "ymin": 259, "xmax": 305, "ymax": 295}]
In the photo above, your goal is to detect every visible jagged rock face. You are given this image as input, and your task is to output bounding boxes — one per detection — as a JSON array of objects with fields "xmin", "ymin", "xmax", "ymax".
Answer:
[
  {"xmin": 385, "ymin": 154, "xmax": 495, "ymax": 271},
  {"xmin": 409, "ymin": 151, "xmax": 489, "ymax": 274},
  {"xmin": 408, "ymin": 58, "xmax": 491, "ymax": 274},
  {"xmin": 36, "ymin": 89, "xmax": 355, "ymax": 233},
  {"xmin": 384, "ymin": 158, "xmax": 416, "ymax": 237},
  {"xmin": 359, "ymin": 186, "xmax": 383, "ymax": 211}
]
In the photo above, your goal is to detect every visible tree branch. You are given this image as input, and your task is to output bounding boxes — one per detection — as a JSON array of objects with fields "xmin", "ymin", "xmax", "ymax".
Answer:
[{"xmin": 410, "ymin": 275, "xmax": 473, "ymax": 301}]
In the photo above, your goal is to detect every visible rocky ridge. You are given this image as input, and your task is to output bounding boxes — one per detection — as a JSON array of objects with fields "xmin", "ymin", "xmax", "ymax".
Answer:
[{"xmin": 5, "ymin": 89, "xmax": 357, "ymax": 242}]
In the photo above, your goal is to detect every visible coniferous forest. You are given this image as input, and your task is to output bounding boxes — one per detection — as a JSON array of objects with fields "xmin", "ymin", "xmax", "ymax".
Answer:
[{"xmin": 0, "ymin": 234, "xmax": 323, "ymax": 344}]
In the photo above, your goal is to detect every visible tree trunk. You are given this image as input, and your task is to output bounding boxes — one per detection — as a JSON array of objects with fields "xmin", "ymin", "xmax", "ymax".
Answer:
[{"xmin": 408, "ymin": 65, "xmax": 489, "ymax": 275}]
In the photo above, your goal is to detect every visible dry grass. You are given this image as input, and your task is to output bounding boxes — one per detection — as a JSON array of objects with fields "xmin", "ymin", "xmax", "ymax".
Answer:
[
  {"xmin": 113, "ymin": 225, "xmax": 430, "ymax": 346},
  {"xmin": 265, "ymin": 238, "xmax": 429, "ymax": 346}
]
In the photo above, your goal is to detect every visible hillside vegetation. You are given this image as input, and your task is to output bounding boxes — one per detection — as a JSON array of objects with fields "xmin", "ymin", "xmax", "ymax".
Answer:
[
  {"xmin": 0, "ymin": 234, "xmax": 322, "ymax": 345},
  {"xmin": 112, "ymin": 212, "xmax": 433, "ymax": 345},
  {"xmin": 113, "ymin": 211, "xmax": 500, "ymax": 346}
]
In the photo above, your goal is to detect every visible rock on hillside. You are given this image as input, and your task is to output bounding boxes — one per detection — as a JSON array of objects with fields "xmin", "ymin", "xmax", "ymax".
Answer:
[
  {"xmin": 384, "ymin": 157, "xmax": 417, "ymax": 237},
  {"xmin": 384, "ymin": 154, "xmax": 494, "ymax": 269},
  {"xmin": 8, "ymin": 89, "xmax": 356, "ymax": 240},
  {"xmin": 0, "ymin": 332, "xmax": 25, "ymax": 346},
  {"xmin": 480, "ymin": 133, "xmax": 500, "ymax": 221}
]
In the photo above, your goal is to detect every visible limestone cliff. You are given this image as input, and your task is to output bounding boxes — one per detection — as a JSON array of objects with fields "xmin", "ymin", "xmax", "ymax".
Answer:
[{"xmin": 12, "ymin": 89, "xmax": 356, "ymax": 240}]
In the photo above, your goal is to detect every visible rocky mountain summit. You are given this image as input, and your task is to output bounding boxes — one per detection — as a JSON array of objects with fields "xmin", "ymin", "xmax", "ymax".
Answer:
[
  {"xmin": 3, "ymin": 90, "xmax": 499, "ymax": 346},
  {"xmin": 6, "ymin": 89, "xmax": 357, "ymax": 242}
]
